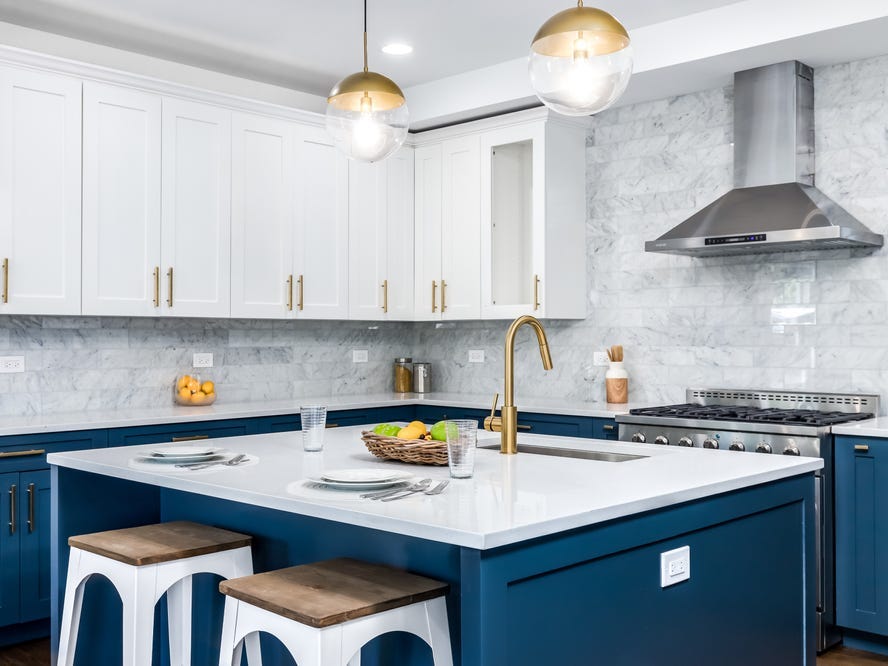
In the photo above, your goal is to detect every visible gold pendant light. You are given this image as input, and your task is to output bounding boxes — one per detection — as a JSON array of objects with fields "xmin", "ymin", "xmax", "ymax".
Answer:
[
  {"xmin": 529, "ymin": 0, "xmax": 633, "ymax": 116},
  {"xmin": 326, "ymin": 0, "xmax": 409, "ymax": 162}
]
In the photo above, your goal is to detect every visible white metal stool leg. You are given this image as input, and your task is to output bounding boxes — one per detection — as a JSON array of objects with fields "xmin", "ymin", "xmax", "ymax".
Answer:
[
  {"xmin": 167, "ymin": 575, "xmax": 192, "ymax": 666},
  {"xmin": 121, "ymin": 564, "xmax": 158, "ymax": 666},
  {"xmin": 424, "ymin": 598, "xmax": 454, "ymax": 666},
  {"xmin": 56, "ymin": 549, "xmax": 85, "ymax": 666}
]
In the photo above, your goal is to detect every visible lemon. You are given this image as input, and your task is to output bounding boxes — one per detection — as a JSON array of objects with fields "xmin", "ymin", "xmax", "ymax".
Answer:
[
  {"xmin": 191, "ymin": 390, "xmax": 207, "ymax": 403},
  {"xmin": 397, "ymin": 425, "xmax": 424, "ymax": 440},
  {"xmin": 201, "ymin": 381, "xmax": 215, "ymax": 395},
  {"xmin": 177, "ymin": 376, "xmax": 190, "ymax": 390},
  {"xmin": 408, "ymin": 420, "xmax": 427, "ymax": 432},
  {"xmin": 177, "ymin": 387, "xmax": 192, "ymax": 401},
  {"xmin": 187, "ymin": 378, "xmax": 200, "ymax": 393}
]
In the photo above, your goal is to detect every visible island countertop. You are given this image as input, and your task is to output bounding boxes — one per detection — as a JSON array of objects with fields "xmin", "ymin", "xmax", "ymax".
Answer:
[{"xmin": 47, "ymin": 426, "xmax": 821, "ymax": 550}]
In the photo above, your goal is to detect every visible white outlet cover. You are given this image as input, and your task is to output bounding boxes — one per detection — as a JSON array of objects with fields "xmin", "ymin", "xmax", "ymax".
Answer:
[
  {"xmin": 0, "ymin": 356, "xmax": 24, "ymax": 373},
  {"xmin": 193, "ymin": 353, "xmax": 213, "ymax": 368},
  {"xmin": 468, "ymin": 350, "xmax": 485, "ymax": 363},
  {"xmin": 353, "ymin": 349, "xmax": 369, "ymax": 363},
  {"xmin": 593, "ymin": 351, "xmax": 610, "ymax": 366},
  {"xmin": 660, "ymin": 546, "xmax": 691, "ymax": 587}
]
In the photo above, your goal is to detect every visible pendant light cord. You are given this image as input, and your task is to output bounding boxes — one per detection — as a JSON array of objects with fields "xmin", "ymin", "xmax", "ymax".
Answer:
[{"xmin": 362, "ymin": 0, "xmax": 368, "ymax": 72}]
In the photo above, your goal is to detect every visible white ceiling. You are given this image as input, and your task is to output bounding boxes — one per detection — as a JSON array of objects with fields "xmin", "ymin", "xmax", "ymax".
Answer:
[{"xmin": 0, "ymin": 0, "xmax": 743, "ymax": 94}]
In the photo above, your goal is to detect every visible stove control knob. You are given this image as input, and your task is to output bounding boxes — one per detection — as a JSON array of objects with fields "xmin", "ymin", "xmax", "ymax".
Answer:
[
  {"xmin": 703, "ymin": 438, "xmax": 719, "ymax": 449},
  {"xmin": 783, "ymin": 444, "xmax": 801, "ymax": 456},
  {"xmin": 631, "ymin": 432, "xmax": 646, "ymax": 443},
  {"xmin": 677, "ymin": 437, "xmax": 694, "ymax": 447},
  {"xmin": 729, "ymin": 441, "xmax": 745, "ymax": 452},
  {"xmin": 654, "ymin": 435, "xmax": 669, "ymax": 446},
  {"xmin": 756, "ymin": 442, "xmax": 772, "ymax": 454}
]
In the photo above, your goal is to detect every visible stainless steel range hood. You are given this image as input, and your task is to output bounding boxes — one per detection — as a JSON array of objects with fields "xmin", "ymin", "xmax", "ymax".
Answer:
[{"xmin": 645, "ymin": 61, "xmax": 883, "ymax": 257}]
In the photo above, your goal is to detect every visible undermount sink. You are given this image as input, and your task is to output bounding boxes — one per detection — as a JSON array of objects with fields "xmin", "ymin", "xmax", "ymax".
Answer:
[{"xmin": 477, "ymin": 442, "xmax": 647, "ymax": 463}]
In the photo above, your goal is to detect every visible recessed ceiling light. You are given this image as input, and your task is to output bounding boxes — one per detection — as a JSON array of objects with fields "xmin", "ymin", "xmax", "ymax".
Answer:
[{"xmin": 382, "ymin": 43, "xmax": 413, "ymax": 55}]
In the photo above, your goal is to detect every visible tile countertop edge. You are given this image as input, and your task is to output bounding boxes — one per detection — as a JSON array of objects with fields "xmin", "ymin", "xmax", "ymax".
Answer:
[
  {"xmin": 832, "ymin": 417, "xmax": 888, "ymax": 438},
  {"xmin": 0, "ymin": 393, "xmax": 640, "ymax": 438},
  {"xmin": 46, "ymin": 447, "xmax": 822, "ymax": 550}
]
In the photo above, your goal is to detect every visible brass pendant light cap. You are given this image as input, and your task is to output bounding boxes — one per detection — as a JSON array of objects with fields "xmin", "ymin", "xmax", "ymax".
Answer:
[
  {"xmin": 531, "ymin": 6, "xmax": 630, "ymax": 58},
  {"xmin": 327, "ymin": 70, "xmax": 406, "ymax": 112}
]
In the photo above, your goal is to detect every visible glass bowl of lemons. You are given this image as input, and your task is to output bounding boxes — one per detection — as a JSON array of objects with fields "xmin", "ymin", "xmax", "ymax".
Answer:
[{"xmin": 173, "ymin": 375, "xmax": 217, "ymax": 406}]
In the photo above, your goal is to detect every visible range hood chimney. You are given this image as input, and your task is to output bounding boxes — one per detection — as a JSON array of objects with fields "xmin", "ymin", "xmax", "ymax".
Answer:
[{"xmin": 645, "ymin": 61, "xmax": 883, "ymax": 257}]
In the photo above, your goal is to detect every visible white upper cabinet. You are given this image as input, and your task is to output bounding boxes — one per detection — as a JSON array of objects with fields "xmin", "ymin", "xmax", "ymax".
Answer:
[
  {"xmin": 413, "ymin": 144, "xmax": 443, "ymax": 321},
  {"xmin": 294, "ymin": 126, "xmax": 349, "ymax": 319},
  {"xmin": 161, "ymin": 98, "xmax": 231, "ymax": 318},
  {"xmin": 348, "ymin": 160, "xmax": 387, "ymax": 321},
  {"xmin": 230, "ymin": 113, "xmax": 294, "ymax": 319},
  {"xmin": 440, "ymin": 135, "xmax": 481, "ymax": 320},
  {"xmin": 82, "ymin": 82, "xmax": 161, "ymax": 316},
  {"xmin": 384, "ymin": 148, "xmax": 415, "ymax": 320},
  {"xmin": 0, "ymin": 66, "xmax": 81, "ymax": 315}
]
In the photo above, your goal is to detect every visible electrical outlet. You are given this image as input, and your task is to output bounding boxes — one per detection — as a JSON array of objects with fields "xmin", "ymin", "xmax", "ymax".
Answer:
[
  {"xmin": 352, "ymin": 349, "xmax": 368, "ymax": 363},
  {"xmin": 593, "ymin": 351, "xmax": 610, "ymax": 366},
  {"xmin": 0, "ymin": 356, "xmax": 24, "ymax": 373},
  {"xmin": 192, "ymin": 353, "xmax": 213, "ymax": 368},
  {"xmin": 468, "ymin": 350, "xmax": 485, "ymax": 363},
  {"xmin": 660, "ymin": 546, "xmax": 691, "ymax": 587}
]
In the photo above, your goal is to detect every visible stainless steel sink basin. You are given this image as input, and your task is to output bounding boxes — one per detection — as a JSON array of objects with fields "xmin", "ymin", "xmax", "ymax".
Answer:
[{"xmin": 477, "ymin": 442, "xmax": 646, "ymax": 462}]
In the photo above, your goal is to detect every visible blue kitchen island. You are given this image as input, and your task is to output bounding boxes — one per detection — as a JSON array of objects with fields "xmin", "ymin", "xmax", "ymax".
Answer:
[{"xmin": 49, "ymin": 426, "xmax": 821, "ymax": 665}]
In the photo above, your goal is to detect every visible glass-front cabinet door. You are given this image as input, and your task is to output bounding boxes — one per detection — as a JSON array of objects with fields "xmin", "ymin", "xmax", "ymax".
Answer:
[{"xmin": 480, "ymin": 123, "xmax": 545, "ymax": 319}]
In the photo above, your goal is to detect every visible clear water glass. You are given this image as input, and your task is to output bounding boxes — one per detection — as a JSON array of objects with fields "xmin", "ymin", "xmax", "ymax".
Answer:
[
  {"xmin": 445, "ymin": 420, "xmax": 478, "ymax": 479},
  {"xmin": 300, "ymin": 405, "xmax": 327, "ymax": 452}
]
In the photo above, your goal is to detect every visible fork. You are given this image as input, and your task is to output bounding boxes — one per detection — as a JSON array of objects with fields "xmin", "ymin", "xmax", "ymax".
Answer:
[
  {"xmin": 363, "ymin": 478, "xmax": 430, "ymax": 500},
  {"xmin": 424, "ymin": 480, "xmax": 449, "ymax": 495},
  {"xmin": 176, "ymin": 453, "xmax": 247, "ymax": 471},
  {"xmin": 381, "ymin": 479, "xmax": 447, "ymax": 502}
]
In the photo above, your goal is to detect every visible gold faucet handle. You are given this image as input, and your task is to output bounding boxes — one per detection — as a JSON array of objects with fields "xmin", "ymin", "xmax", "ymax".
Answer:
[{"xmin": 484, "ymin": 392, "xmax": 502, "ymax": 432}]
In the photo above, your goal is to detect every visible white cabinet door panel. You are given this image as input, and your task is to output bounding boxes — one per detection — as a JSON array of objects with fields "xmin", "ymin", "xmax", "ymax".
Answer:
[
  {"xmin": 348, "ymin": 160, "xmax": 386, "ymax": 321},
  {"xmin": 231, "ymin": 113, "xmax": 294, "ymax": 319},
  {"xmin": 385, "ymin": 148, "xmax": 414, "ymax": 320},
  {"xmin": 82, "ymin": 82, "xmax": 161, "ymax": 316},
  {"xmin": 294, "ymin": 127, "xmax": 349, "ymax": 319},
  {"xmin": 441, "ymin": 135, "xmax": 481, "ymax": 320},
  {"xmin": 413, "ymin": 144, "xmax": 443, "ymax": 321},
  {"xmin": 161, "ymin": 98, "xmax": 231, "ymax": 317},
  {"xmin": 0, "ymin": 66, "xmax": 81, "ymax": 315}
]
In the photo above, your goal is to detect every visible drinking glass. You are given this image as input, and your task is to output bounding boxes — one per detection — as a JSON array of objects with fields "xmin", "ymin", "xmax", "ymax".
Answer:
[
  {"xmin": 445, "ymin": 420, "xmax": 478, "ymax": 479},
  {"xmin": 300, "ymin": 405, "xmax": 327, "ymax": 452}
]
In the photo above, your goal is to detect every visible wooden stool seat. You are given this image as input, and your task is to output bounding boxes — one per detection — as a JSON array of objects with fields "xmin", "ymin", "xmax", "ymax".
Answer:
[
  {"xmin": 68, "ymin": 520, "xmax": 252, "ymax": 566},
  {"xmin": 219, "ymin": 558, "xmax": 449, "ymax": 628}
]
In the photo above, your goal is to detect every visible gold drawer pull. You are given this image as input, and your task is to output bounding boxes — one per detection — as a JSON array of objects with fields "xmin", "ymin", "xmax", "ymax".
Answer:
[
  {"xmin": 325, "ymin": 423, "xmax": 340, "ymax": 429},
  {"xmin": 533, "ymin": 274, "xmax": 540, "ymax": 311},
  {"xmin": 0, "ymin": 449, "xmax": 45, "ymax": 459},
  {"xmin": 171, "ymin": 435, "xmax": 209, "ymax": 442},
  {"xmin": 166, "ymin": 267, "xmax": 174, "ymax": 307},
  {"xmin": 603, "ymin": 424, "xmax": 616, "ymax": 432},
  {"xmin": 2, "ymin": 257, "xmax": 8, "ymax": 304},
  {"xmin": 153, "ymin": 267, "xmax": 160, "ymax": 307},
  {"xmin": 286, "ymin": 274, "xmax": 294, "ymax": 311},
  {"xmin": 431, "ymin": 280, "xmax": 438, "ymax": 313},
  {"xmin": 381, "ymin": 279, "xmax": 388, "ymax": 313},
  {"xmin": 441, "ymin": 279, "xmax": 447, "ymax": 312},
  {"xmin": 855, "ymin": 444, "xmax": 870, "ymax": 453},
  {"xmin": 297, "ymin": 274, "xmax": 304, "ymax": 311},
  {"xmin": 517, "ymin": 424, "xmax": 532, "ymax": 431}
]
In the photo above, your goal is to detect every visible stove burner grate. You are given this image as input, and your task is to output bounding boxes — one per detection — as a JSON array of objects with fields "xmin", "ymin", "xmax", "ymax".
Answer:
[{"xmin": 629, "ymin": 403, "xmax": 874, "ymax": 428}]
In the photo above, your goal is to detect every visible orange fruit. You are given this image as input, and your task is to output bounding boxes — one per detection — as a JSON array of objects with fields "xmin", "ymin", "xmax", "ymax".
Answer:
[
  {"xmin": 177, "ymin": 387, "xmax": 191, "ymax": 401},
  {"xmin": 187, "ymin": 378, "xmax": 200, "ymax": 393},
  {"xmin": 177, "ymin": 376, "xmax": 189, "ymax": 390},
  {"xmin": 191, "ymin": 391, "xmax": 207, "ymax": 403},
  {"xmin": 201, "ymin": 381, "xmax": 214, "ymax": 395}
]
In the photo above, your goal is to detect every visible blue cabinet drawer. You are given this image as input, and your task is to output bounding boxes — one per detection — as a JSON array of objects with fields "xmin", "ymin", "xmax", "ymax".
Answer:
[
  {"xmin": 414, "ymin": 406, "xmax": 486, "ymax": 427},
  {"xmin": 106, "ymin": 419, "xmax": 250, "ymax": 447},
  {"xmin": 0, "ymin": 431, "xmax": 108, "ymax": 472},
  {"xmin": 592, "ymin": 418, "xmax": 619, "ymax": 440},
  {"xmin": 518, "ymin": 412, "xmax": 586, "ymax": 438}
]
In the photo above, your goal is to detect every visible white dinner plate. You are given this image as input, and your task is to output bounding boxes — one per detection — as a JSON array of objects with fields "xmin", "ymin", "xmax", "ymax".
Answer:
[
  {"xmin": 321, "ymin": 468, "xmax": 408, "ymax": 484},
  {"xmin": 149, "ymin": 445, "xmax": 219, "ymax": 458},
  {"xmin": 138, "ymin": 453, "xmax": 227, "ymax": 465},
  {"xmin": 306, "ymin": 475, "xmax": 413, "ymax": 491}
]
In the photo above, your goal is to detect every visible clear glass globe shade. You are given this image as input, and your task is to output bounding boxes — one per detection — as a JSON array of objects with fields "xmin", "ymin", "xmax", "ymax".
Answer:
[
  {"xmin": 325, "ymin": 102, "xmax": 409, "ymax": 163},
  {"xmin": 529, "ymin": 44, "xmax": 633, "ymax": 116}
]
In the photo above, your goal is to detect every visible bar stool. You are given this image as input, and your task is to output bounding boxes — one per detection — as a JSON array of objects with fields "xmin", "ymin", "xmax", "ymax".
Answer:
[
  {"xmin": 58, "ymin": 520, "xmax": 262, "ymax": 666},
  {"xmin": 217, "ymin": 557, "xmax": 453, "ymax": 666}
]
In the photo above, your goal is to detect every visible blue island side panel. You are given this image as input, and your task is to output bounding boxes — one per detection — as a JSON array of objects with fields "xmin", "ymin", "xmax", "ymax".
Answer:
[{"xmin": 52, "ymin": 465, "xmax": 815, "ymax": 666}]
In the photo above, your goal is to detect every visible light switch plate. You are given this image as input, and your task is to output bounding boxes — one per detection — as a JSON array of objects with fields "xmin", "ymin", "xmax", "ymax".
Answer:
[
  {"xmin": 193, "ymin": 353, "xmax": 213, "ymax": 368},
  {"xmin": 353, "ymin": 349, "xmax": 369, "ymax": 363},
  {"xmin": 468, "ymin": 350, "xmax": 485, "ymax": 363},
  {"xmin": 0, "ymin": 356, "xmax": 24, "ymax": 373},
  {"xmin": 660, "ymin": 546, "xmax": 690, "ymax": 587},
  {"xmin": 593, "ymin": 351, "xmax": 610, "ymax": 366}
]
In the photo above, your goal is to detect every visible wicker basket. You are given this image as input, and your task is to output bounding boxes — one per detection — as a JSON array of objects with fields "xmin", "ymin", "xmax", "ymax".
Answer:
[{"xmin": 361, "ymin": 431, "xmax": 448, "ymax": 466}]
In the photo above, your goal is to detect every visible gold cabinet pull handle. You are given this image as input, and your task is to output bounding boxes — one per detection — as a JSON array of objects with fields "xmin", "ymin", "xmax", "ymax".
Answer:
[
  {"xmin": 153, "ymin": 267, "xmax": 160, "ymax": 307},
  {"xmin": 431, "ymin": 280, "xmax": 438, "ymax": 313},
  {"xmin": 171, "ymin": 435, "xmax": 209, "ymax": 442},
  {"xmin": 0, "ymin": 449, "xmax": 45, "ymax": 459},
  {"xmin": 517, "ymin": 424, "xmax": 532, "ymax": 431},
  {"xmin": 325, "ymin": 423, "xmax": 340, "ymax": 429},
  {"xmin": 8, "ymin": 484, "xmax": 15, "ymax": 535},
  {"xmin": 297, "ymin": 274, "xmax": 304, "ymax": 311},
  {"xmin": 855, "ymin": 444, "xmax": 870, "ymax": 453},
  {"xmin": 381, "ymin": 279, "xmax": 388, "ymax": 313},
  {"xmin": 286, "ymin": 274, "xmax": 294, "ymax": 312},
  {"xmin": 2, "ymin": 257, "xmax": 8, "ymax": 304},
  {"xmin": 27, "ymin": 483, "xmax": 34, "ymax": 533},
  {"xmin": 534, "ymin": 274, "xmax": 541, "ymax": 311},
  {"xmin": 441, "ymin": 279, "xmax": 447, "ymax": 313},
  {"xmin": 166, "ymin": 267, "xmax": 174, "ymax": 307}
]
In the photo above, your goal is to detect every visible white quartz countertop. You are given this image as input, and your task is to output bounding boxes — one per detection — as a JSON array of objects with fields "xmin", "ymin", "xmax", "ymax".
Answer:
[
  {"xmin": 0, "ymin": 392, "xmax": 643, "ymax": 437},
  {"xmin": 832, "ymin": 418, "xmax": 888, "ymax": 438},
  {"xmin": 47, "ymin": 425, "xmax": 822, "ymax": 550}
]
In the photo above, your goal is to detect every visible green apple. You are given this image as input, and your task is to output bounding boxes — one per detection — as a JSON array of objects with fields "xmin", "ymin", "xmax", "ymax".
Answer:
[
  {"xmin": 430, "ymin": 421, "xmax": 456, "ymax": 441},
  {"xmin": 373, "ymin": 423, "xmax": 401, "ymax": 436}
]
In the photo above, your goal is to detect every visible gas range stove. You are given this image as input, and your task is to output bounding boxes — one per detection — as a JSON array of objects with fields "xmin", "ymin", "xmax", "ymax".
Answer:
[{"xmin": 617, "ymin": 388, "xmax": 878, "ymax": 457}]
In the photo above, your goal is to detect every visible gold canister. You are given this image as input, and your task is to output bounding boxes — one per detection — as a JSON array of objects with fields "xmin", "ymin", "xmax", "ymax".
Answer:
[{"xmin": 394, "ymin": 357, "xmax": 413, "ymax": 393}]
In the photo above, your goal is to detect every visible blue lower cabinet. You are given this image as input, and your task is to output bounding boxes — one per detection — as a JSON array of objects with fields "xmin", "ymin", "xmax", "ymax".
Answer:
[
  {"xmin": 414, "ymin": 406, "xmax": 488, "ymax": 428},
  {"xmin": 324, "ymin": 407, "xmax": 414, "ymax": 429},
  {"xmin": 106, "ymin": 419, "xmax": 250, "ymax": 447},
  {"xmin": 18, "ymin": 469, "xmax": 50, "ymax": 623},
  {"xmin": 593, "ymin": 417, "xmax": 619, "ymax": 440},
  {"xmin": 836, "ymin": 435, "xmax": 888, "ymax": 636},
  {"xmin": 0, "ymin": 471, "xmax": 21, "ymax": 628}
]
